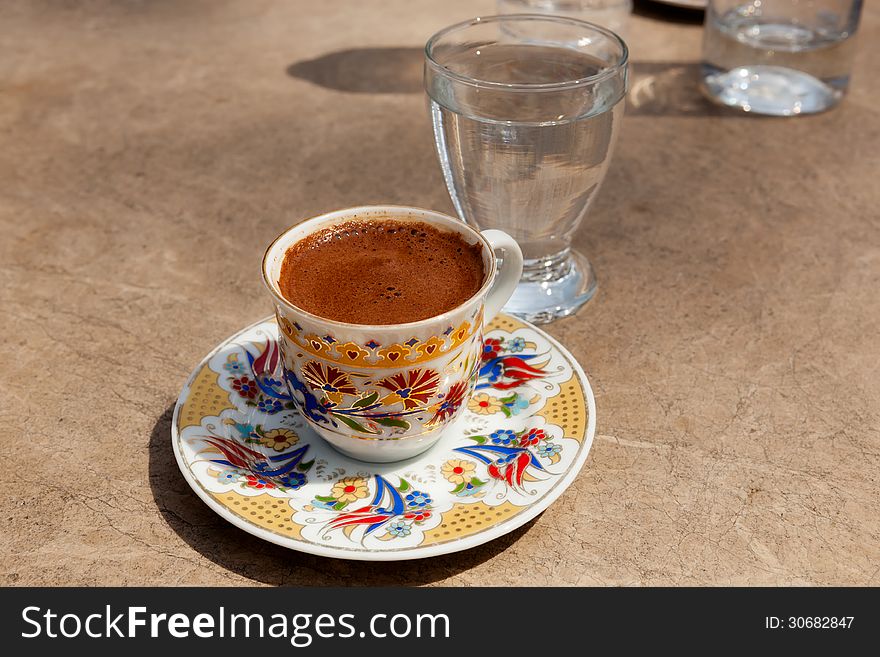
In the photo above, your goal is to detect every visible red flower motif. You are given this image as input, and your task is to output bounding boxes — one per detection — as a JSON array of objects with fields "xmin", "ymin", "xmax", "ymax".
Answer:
[
  {"xmin": 404, "ymin": 509, "xmax": 432, "ymax": 522},
  {"xmin": 482, "ymin": 338, "xmax": 502, "ymax": 361},
  {"xmin": 487, "ymin": 452, "xmax": 532, "ymax": 488},
  {"xmin": 231, "ymin": 376, "xmax": 259, "ymax": 399},
  {"xmin": 251, "ymin": 338, "xmax": 281, "ymax": 379},
  {"xmin": 301, "ymin": 361, "xmax": 358, "ymax": 403},
  {"xmin": 427, "ymin": 380, "xmax": 469, "ymax": 426},
  {"xmin": 245, "ymin": 474, "xmax": 275, "ymax": 490},
  {"xmin": 519, "ymin": 428, "xmax": 546, "ymax": 446},
  {"xmin": 376, "ymin": 368, "xmax": 440, "ymax": 410}
]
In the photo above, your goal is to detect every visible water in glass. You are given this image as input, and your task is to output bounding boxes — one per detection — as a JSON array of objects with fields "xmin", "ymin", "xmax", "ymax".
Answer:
[
  {"xmin": 701, "ymin": 0, "xmax": 862, "ymax": 115},
  {"xmin": 427, "ymin": 42, "xmax": 625, "ymax": 322}
]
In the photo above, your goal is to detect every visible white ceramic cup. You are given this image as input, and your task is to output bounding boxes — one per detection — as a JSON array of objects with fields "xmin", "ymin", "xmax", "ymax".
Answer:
[{"xmin": 262, "ymin": 205, "xmax": 523, "ymax": 462}]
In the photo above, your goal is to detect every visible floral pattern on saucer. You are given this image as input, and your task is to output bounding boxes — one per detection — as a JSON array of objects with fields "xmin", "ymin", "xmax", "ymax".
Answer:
[{"xmin": 172, "ymin": 313, "xmax": 595, "ymax": 560}]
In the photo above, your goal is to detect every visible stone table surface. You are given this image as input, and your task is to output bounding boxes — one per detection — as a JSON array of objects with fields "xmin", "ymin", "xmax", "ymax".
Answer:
[{"xmin": 2, "ymin": 0, "xmax": 878, "ymax": 586}]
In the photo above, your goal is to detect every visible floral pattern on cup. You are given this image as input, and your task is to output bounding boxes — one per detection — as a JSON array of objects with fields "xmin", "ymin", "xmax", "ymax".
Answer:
[
  {"xmin": 281, "ymin": 334, "xmax": 484, "ymax": 439},
  {"xmin": 275, "ymin": 323, "xmax": 552, "ymax": 444}
]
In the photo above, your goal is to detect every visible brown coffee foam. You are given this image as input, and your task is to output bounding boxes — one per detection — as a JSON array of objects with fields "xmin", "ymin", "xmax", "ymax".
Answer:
[{"xmin": 278, "ymin": 219, "xmax": 484, "ymax": 325}]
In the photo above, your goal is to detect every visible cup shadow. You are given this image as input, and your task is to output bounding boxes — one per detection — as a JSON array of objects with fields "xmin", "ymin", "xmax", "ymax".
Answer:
[{"xmin": 149, "ymin": 404, "xmax": 540, "ymax": 585}]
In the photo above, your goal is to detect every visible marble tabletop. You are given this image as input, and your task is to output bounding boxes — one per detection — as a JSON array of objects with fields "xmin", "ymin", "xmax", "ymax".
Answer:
[{"xmin": 2, "ymin": 0, "xmax": 878, "ymax": 585}]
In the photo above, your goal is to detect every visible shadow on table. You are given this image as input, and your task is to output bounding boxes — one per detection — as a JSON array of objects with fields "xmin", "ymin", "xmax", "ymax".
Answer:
[
  {"xmin": 287, "ymin": 47, "xmax": 423, "ymax": 94},
  {"xmin": 286, "ymin": 47, "xmax": 734, "ymax": 118},
  {"xmin": 149, "ymin": 405, "xmax": 538, "ymax": 585}
]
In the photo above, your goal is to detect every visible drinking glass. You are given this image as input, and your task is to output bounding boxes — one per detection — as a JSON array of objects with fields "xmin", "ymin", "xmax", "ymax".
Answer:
[
  {"xmin": 497, "ymin": 0, "xmax": 632, "ymax": 39},
  {"xmin": 425, "ymin": 15, "xmax": 629, "ymax": 323},
  {"xmin": 701, "ymin": 0, "xmax": 863, "ymax": 116}
]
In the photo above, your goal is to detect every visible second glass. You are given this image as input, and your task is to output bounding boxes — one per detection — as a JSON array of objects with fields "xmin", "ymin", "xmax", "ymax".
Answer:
[
  {"xmin": 701, "ymin": 0, "xmax": 862, "ymax": 116},
  {"xmin": 424, "ymin": 15, "xmax": 628, "ymax": 324}
]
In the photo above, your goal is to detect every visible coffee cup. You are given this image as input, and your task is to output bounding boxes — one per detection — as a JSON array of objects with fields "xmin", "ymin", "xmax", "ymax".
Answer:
[{"xmin": 261, "ymin": 205, "xmax": 523, "ymax": 462}]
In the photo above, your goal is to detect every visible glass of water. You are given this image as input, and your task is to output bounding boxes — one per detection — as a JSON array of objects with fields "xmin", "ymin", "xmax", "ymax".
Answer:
[
  {"xmin": 496, "ymin": 0, "xmax": 632, "ymax": 39},
  {"xmin": 701, "ymin": 0, "xmax": 863, "ymax": 116},
  {"xmin": 424, "ymin": 15, "xmax": 628, "ymax": 323}
]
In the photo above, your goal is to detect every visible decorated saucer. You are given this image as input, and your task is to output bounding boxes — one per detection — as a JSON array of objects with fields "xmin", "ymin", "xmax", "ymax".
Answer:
[{"xmin": 172, "ymin": 313, "xmax": 595, "ymax": 560}]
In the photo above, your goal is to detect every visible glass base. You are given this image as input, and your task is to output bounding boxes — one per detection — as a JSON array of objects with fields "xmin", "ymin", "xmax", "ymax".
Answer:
[
  {"xmin": 502, "ymin": 249, "xmax": 597, "ymax": 324},
  {"xmin": 701, "ymin": 65, "xmax": 844, "ymax": 116}
]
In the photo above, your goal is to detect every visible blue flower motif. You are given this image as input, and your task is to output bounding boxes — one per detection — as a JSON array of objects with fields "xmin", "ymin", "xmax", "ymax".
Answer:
[
  {"xmin": 387, "ymin": 521, "xmax": 411, "ymax": 538},
  {"xmin": 405, "ymin": 491, "xmax": 432, "ymax": 508},
  {"xmin": 505, "ymin": 395, "xmax": 531, "ymax": 416},
  {"xmin": 455, "ymin": 481, "xmax": 485, "ymax": 497},
  {"xmin": 278, "ymin": 472, "xmax": 306, "ymax": 490},
  {"xmin": 238, "ymin": 423, "xmax": 256, "ymax": 435},
  {"xmin": 482, "ymin": 361, "xmax": 504, "ymax": 383},
  {"xmin": 508, "ymin": 337, "xmax": 526, "ymax": 353},
  {"xmin": 284, "ymin": 369, "xmax": 331, "ymax": 425},
  {"xmin": 312, "ymin": 498, "xmax": 337, "ymax": 511},
  {"xmin": 490, "ymin": 429, "xmax": 518, "ymax": 446},
  {"xmin": 538, "ymin": 442, "xmax": 562, "ymax": 458},
  {"xmin": 224, "ymin": 359, "xmax": 247, "ymax": 374},
  {"xmin": 225, "ymin": 420, "xmax": 259, "ymax": 441},
  {"xmin": 257, "ymin": 398, "xmax": 284, "ymax": 414},
  {"xmin": 263, "ymin": 377, "xmax": 283, "ymax": 388},
  {"xmin": 216, "ymin": 468, "xmax": 241, "ymax": 485}
]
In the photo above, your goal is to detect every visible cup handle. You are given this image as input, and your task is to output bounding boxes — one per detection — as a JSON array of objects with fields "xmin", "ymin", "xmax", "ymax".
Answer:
[{"xmin": 480, "ymin": 229, "xmax": 523, "ymax": 324}]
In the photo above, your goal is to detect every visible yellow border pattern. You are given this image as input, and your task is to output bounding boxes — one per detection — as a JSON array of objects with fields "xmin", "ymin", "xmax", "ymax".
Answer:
[
  {"xmin": 209, "ymin": 492, "xmax": 303, "ymax": 540},
  {"xmin": 178, "ymin": 367, "xmax": 236, "ymax": 430},
  {"xmin": 277, "ymin": 311, "xmax": 482, "ymax": 369},
  {"xmin": 420, "ymin": 501, "xmax": 521, "ymax": 546},
  {"xmin": 536, "ymin": 376, "xmax": 587, "ymax": 443}
]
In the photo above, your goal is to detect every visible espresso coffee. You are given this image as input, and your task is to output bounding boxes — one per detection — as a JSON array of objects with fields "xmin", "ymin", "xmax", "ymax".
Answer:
[{"xmin": 278, "ymin": 219, "xmax": 485, "ymax": 324}]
